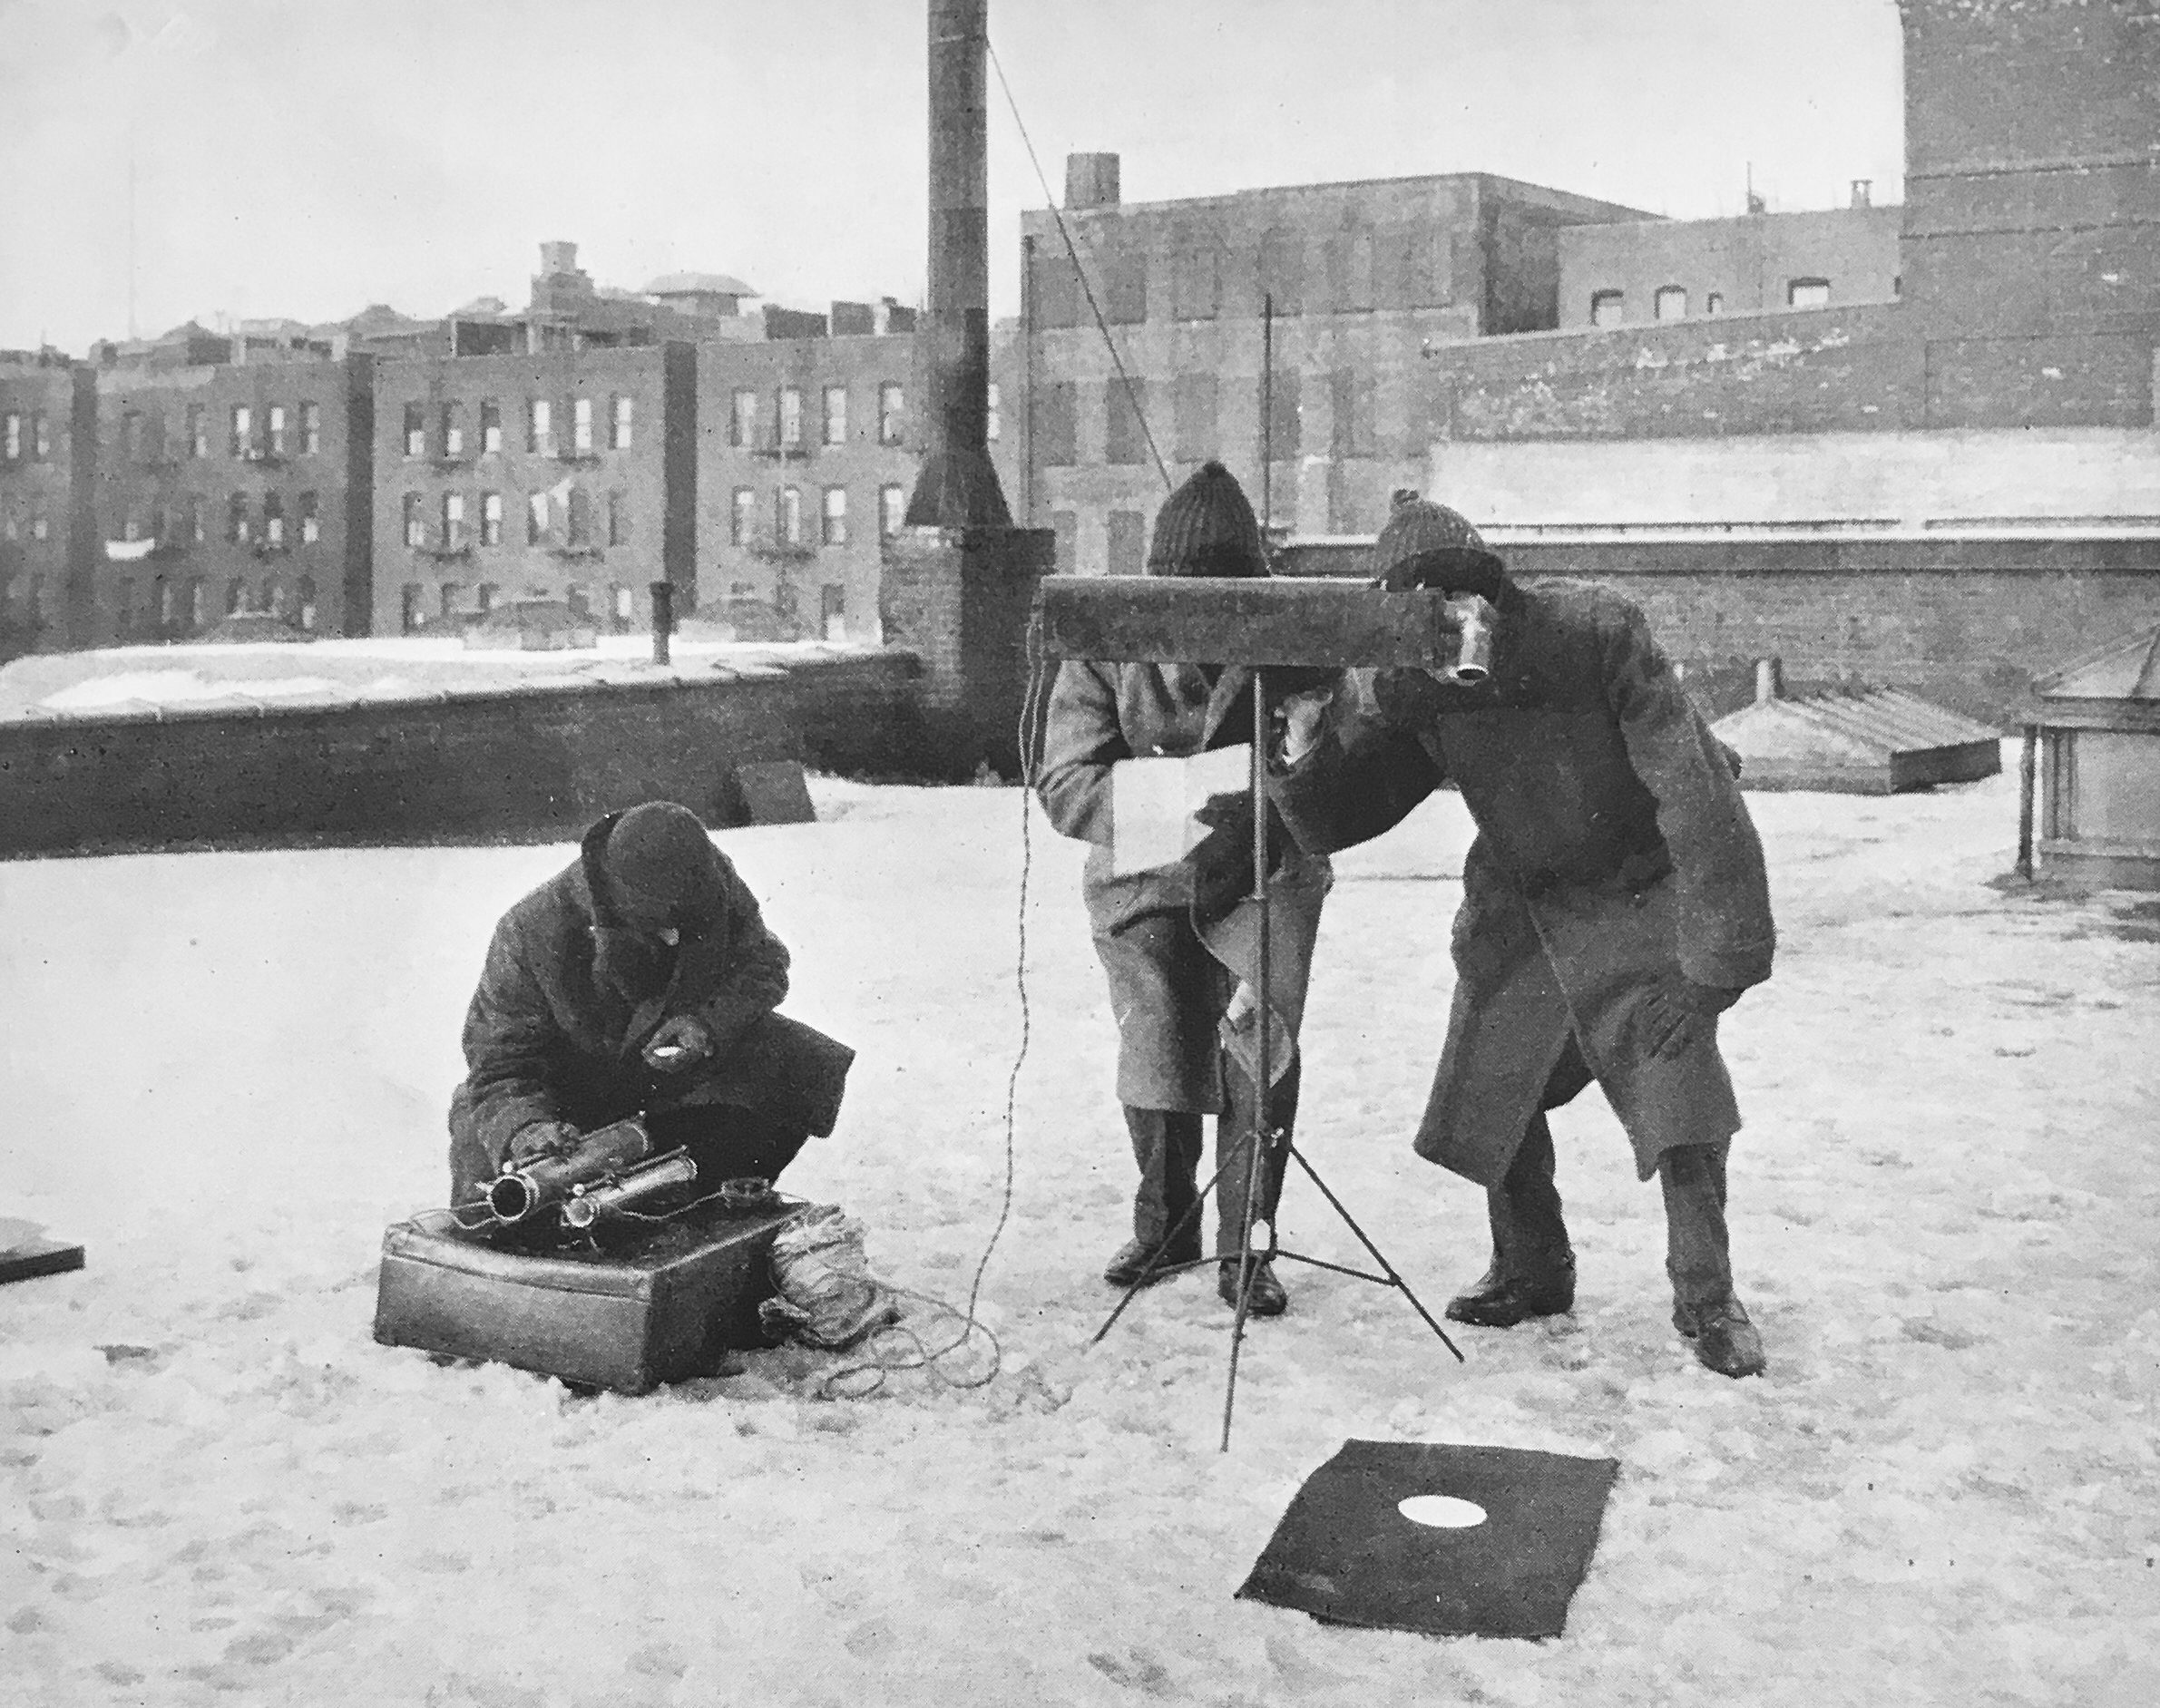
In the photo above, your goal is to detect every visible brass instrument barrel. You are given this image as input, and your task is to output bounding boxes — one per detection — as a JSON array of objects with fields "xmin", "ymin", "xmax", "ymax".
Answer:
[
  {"xmin": 561, "ymin": 1153, "xmax": 699, "ymax": 1230},
  {"xmin": 487, "ymin": 1118, "xmax": 651, "ymax": 1224},
  {"xmin": 1445, "ymin": 593, "xmax": 1496, "ymax": 684}
]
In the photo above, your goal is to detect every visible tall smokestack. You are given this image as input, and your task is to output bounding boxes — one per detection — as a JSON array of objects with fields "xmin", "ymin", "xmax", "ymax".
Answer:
[{"xmin": 904, "ymin": 0, "xmax": 1012, "ymax": 528}]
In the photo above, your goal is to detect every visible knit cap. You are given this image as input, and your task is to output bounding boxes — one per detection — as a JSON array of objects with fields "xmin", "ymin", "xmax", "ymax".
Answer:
[
  {"xmin": 1146, "ymin": 461, "xmax": 1266, "ymax": 579},
  {"xmin": 1372, "ymin": 493, "xmax": 1507, "ymax": 599},
  {"xmin": 603, "ymin": 802, "xmax": 723, "ymax": 919}
]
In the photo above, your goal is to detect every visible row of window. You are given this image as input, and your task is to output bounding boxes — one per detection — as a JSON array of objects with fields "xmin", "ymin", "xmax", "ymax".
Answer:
[
  {"xmin": 727, "ymin": 383, "xmax": 913, "ymax": 450},
  {"xmin": 396, "ymin": 581, "xmax": 640, "ymax": 635},
  {"xmin": 2, "ymin": 412, "xmax": 54, "ymax": 463},
  {"xmin": 100, "ymin": 402, "xmax": 326, "ymax": 464},
  {"xmin": 1587, "ymin": 278, "xmax": 1837, "ymax": 327},
  {"xmin": 110, "ymin": 574, "xmax": 321, "ymax": 636},
  {"xmin": 399, "ymin": 487, "xmax": 631, "ymax": 552},
  {"xmin": 1030, "ymin": 372, "xmax": 1318, "ymax": 468},
  {"xmin": 403, "ymin": 395, "xmax": 631, "ymax": 461},
  {"xmin": 2, "ymin": 505, "xmax": 53, "ymax": 542},
  {"xmin": 725, "ymin": 483, "xmax": 909, "ymax": 551},
  {"xmin": 1031, "ymin": 224, "xmax": 1456, "ymax": 327},
  {"xmin": 120, "ymin": 492, "xmax": 325, "ymax": 548},
  {"xmin": 5, "ymin": 573, "xmax": 49, "ymax": 622}
]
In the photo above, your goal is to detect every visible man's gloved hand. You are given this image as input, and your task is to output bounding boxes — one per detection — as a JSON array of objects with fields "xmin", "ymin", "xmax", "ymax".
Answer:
[
  {"xmin": 1373, "ymin": 666, "xmax": 1491, "ymax": 726},
  {"xmin": 1188, "ymin": 790, "xmax": 1258, "ymax": 922},
  {"xmin": 1637, "ymin": 979, "xmax": 1745, "ymax": 1061},
  {"xmin": 642, "ymin": 1013, "xmax": 716, "ymax": 1073},
  {"xmin": 1275, "ymin": 689, "xmax": 1334, "ymax": 766},
  {"xmin": 506, "ymin": 1120, "xmax": 582, "ymax": 1170}
]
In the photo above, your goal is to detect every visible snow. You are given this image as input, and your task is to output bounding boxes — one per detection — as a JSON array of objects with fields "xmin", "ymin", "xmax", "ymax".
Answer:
[{"xmin": 2, "ymin": 765, "xmax": 2156, "ymax": 1706}]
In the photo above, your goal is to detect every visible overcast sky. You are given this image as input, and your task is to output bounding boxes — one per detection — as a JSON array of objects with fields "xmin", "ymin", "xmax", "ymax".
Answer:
[{"xmin": 0, "ymin": 0, "xmax": 1906, "ymax": 355}]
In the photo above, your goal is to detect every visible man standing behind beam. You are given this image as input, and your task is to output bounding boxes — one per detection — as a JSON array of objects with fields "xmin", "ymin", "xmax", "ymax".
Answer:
[
  {"xmin": 1038, "ymin": 463, "xmax": 1335, "ymax": 1316},
  {"xmin": 1267, "ymin": 497, "xmax": 1775, "ymax": 1377}
]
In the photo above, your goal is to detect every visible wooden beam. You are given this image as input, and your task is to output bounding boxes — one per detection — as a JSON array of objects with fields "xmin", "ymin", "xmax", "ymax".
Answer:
[{"xmin": 1035, "ymin": 576, "xmax": 1469, "ymax": 669}]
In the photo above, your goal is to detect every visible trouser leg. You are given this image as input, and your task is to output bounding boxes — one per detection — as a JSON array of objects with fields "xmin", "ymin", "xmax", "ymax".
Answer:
[
  {"xmin": 1486, "ymin": 1110, "xmax": 1573, "ymax": 1279},
  {"xmin": 1124, "ymin": 1105, "xmax": 1205, "ymax": 1251},
  {"xmin": 646, "ymin": 1106, "xmax": 812, "ymax": 1188},
  {"xmin": 1216, "ymin": 1051, "xmax": 1299, "ymax": 1259},
  {"xmin": 1658, "ymin": 1140, "xmax": 1735, "ymax": 1312}
]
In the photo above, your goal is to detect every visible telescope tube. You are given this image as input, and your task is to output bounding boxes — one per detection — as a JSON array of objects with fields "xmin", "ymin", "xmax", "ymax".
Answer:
[
  {"xmin": 488, "ymin": 1119, "xmax": 651, "ymax": 1224},
  {"xmin": 561, "ymin": 1153, "xmax": 699, "ymax": 1230}
]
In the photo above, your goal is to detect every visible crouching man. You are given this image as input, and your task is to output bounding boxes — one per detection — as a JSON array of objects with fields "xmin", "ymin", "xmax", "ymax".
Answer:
[
  {"xmin": 446, "ymin": 800, "xmax": 853, "ymax": 1206},
  {"xmin": 1269, "ymin": 498, "xmax": 1776, "ymax": 1378}
]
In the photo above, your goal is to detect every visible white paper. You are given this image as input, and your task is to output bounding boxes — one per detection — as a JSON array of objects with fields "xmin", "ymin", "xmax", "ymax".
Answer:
[{"xmin": 1111, "ymin": 742, "xmax": 1252, "ymax": 874}]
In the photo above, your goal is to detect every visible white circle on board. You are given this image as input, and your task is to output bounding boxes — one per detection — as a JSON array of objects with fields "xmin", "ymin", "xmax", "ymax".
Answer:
[{"xmin": 1398, "ymin": 1495, "xmax": 1488, "ymax": 1529}]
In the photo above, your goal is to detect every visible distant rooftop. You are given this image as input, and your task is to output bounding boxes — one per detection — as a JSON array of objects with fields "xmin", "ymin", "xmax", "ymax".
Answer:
[{"xmin": 646, "ymin": 272, "xmax": 757, "ymax": 298}]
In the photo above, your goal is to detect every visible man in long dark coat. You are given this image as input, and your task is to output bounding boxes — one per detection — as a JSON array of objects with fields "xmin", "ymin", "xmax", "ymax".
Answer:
[
  {"xmin": 446, "ymin": 800, "xmax": 854, "ymax": 1205},
  {"xmin": 1268, "ymin": 498, "xmax": 1774, "ymax": 1377},
  {"xmin": 1037, "ymin": 462, "xmax": 1334, "ymax": 1316}
]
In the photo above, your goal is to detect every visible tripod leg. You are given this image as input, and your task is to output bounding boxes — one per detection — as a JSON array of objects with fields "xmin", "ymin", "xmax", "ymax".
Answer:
[
  {"xmin": 1090, "ymin": 1125, "xmax": 1258, "ymax": 1345},
  {"xmin": 1221, "ymin": 667, "xmax": 1275, "ymax": 1453},
  {"xmin": 1287, "ymin": 1144, "xmax": 1465, "ymax": 1362}
]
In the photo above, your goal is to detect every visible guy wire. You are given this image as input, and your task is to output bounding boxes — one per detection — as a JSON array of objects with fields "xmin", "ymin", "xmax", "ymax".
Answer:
[{"xmin": 986, "ymin": 35, "xmax": 1174, "ymax": 494}]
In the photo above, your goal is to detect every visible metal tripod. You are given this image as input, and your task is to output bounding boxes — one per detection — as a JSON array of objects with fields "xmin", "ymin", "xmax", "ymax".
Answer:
[{"xmin": 1090, "ymin": 667, "xmax": 1463, "ymax": 1450}]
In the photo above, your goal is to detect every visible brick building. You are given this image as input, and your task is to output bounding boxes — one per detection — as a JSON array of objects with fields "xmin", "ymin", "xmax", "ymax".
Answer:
[
  {"xmin": 0, "ymin": 350, "xmax": 96, "ymax": 656},
  {"xmin": 370, "ymin": 342, "xmax": 696, "ymax": 636},
  {"xmin": 1557, "ymin": 199, "xmax": 1904, "ymax": 329},
  {"xmin": 85, "ymin": 343, "xmax": 374, "ymax": 642},
  {"xmin": 697, "ymin": 330, "xmax": 918, "ymax": 641},
  {"xmin": 990, "ymin": 160, "xmax": 1648, "ymax": 574}
]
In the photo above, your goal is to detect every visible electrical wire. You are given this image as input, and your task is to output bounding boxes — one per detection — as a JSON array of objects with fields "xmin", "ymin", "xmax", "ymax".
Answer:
[{"xmin": 985, "ymin": 35, "xmax": 1174, "ymax": 494}]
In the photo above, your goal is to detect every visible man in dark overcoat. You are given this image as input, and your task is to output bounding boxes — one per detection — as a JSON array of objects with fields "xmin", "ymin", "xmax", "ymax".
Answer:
[
  {"xmin": 445, "ymin": 800, "xmax": 854, "ymax": 1205},
  {"xmin": 1269, "ymin": 498, "xmax": 1775, "ymax": 1377},
  {"xmin": 1037, "ymin": 462, "xmax": 1334, "ymax": 1316}
]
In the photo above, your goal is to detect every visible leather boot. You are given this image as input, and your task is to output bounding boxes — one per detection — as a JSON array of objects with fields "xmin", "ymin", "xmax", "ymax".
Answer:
[
  {"xmin": 1217, "ymin": 1258, "xmax": 1287, "ymax": 1317},
  {"xmin": 1674, "ymin": 1296, "xmax": 1765, "ymax": 1378},
  {"xmin": 1104, "ymin": 1234, "xmax": 1200, "ymax": 1289},
  {"xmin": 1444, "ymin": 1255, "xmax": 1577, "ymax": 1327}
]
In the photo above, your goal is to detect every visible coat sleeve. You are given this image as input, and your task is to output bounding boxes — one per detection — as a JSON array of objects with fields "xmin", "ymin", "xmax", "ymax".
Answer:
[
  {"xmin": 1034, "ymin": 660, "xmax": 1130, "ymax": 846},
  {"xmin": 459, "ymin": 916, "xmax": 570, "ymax": 1166},
  {"xmin": 1266, "ymin": 700, "xmax": 1447, "ymax": 856},
  {"xmin": 1603, "ymin": 601, "xmax": 1776, "ymax": 991},
  {"xmin": 695, "ymin": 859, "xmax": 792, "ymax": 1055}
]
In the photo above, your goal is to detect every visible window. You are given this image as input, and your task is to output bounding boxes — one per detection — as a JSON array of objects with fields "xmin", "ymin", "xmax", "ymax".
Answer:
[
  {"xmin": 987, "ymin": 383, "xmax": 1001, "ymax": 442},
  {"xmin": 440, "ymin": 403, "xmax": 464, "ymax": 458},
  {"xmin": 1103, "ymin": 249, "xmax": 1147, "ymax": 324},
  {"xmin": 299, "ymin": 492, "xmax": 320, "ymax": 544},
  {"xmin": 528, "ymin": 398, "xmax": 552, "ymax": 453},
  {"xmin": 230, "ymin": 493, "xmax": 251, "ymax": 543},
  {"xmin": 572, "ymin": 397, "xmax": 593, "ymax": 453},
  {"xmin": 1108, "ymin": 510, "xmax": 1147, "ymax": 577},
  {"xmin": 1030, "ymin": 245, "xmax": 1080, "ymax": 328},
  {"xmin": 122, "ymin": 412, "xmax": 142, "ymax": 464},
  {"xmin": 822, "ymin": 486, "xmax": 847, "ymax": 546},
  {"xmin": 263, "ymin": 580, "xmax": 282, "ymax": 621},
  {"xmin": 1589, "ymin": 289, "xmax": 1625, "ymax": 327},
  {"xmin": 188, "ymin": 405, "xmax": 208, "ymax": 458},
  {"xmin": 820, "ymin": 583, "xmax": 846, "ymax": 642},
  {"xmin": 226, "ymin": 578, "xmax": 245, "ymax": 616},
  {"xmin": 399, "ymin": 582, "xmax": 422, "ymax": 634},
  {"xmin": 482, "ymin": 492, "xmax": 503, "ymax": 546},
  {"xmin": 565, "ymin": 488, "xmax": 590, "ymax": 548},
  {"xmin": 566, "ymin": 585, "xmax": 591, "ymax": 623},
  {"xmin": 122, "ymin": 511, "xmax": 142, "ymax": 542},
  {"xmin": 480, "ymin": 401, "xmax": 503, "ymax": 455},
  {"xmin": 188, "ymin": 579, "xmax": 205, "ymax": 628},
  {"xmin": 264, "ymin": 493, "xmax": 285, "ymax": 547},
  {"xmin": 297, "ymin": 577, "xmax": 317, "ymax": 632},
  {"xmin": 1172, "ymin": 245, "xmax": 1219, "ymax": 321},
  {"xmin": 1106, "ymin": 379, "xmax": 1149, "ymax": 466},
  {"xmin": 33, "ymin": 414, "xmax": 49, "ymax": 458},
  {"xmin": 778, "ymin": 387, "xmax": 803, "ymax": 447},
  {"xmin": 877, "ymin": 383, "xmax": 904, "ymax": 445},
  {"xmin": 528, "ymin": 492, "xmax": 549, "ymax": 544},
  {"xmin": 1049, "ymin": 510, "xmax": 1077, "ymax": 575},
  {"xmin": 232, "ymin": 405, "xmax": 253, "ymax": 458},
  {"xmin": 440, "ymin": 584, "xmax": 461, "ymax": 622},
  {"xmin": 301, "ymin": 402, "xmax": 320, "ymax": 455},
  {"xmin": 777, "ymin": 485, "xmax": 802, "ymax": 546},
  {"xmin": 1329, "ymin": 370, "xmax": 1377, "ymax": 459},
  {"xmin": 189, "ymin": 496, "xmax": 207, "ymax": 543},
  {"xmin": 403, "ymin": 403, "xmax": 425, "ymax": 457},
  {"xmin": 115, "ymin": 579, "xmax": 136, "ymax": 639},
  {"xmin": 477, "ymin": 583, "xmax": 497, "ymax": 615},
  {"xmin": 403, "ymin": 493, "xmax": 424, "ymax": 548},
  {"xmin": 1173, "ymin": 374, "xmax": 1217, "ymax": 464},
  {"xmin": 1788, "ymin": 278, "xmax": 1831, "ymax": 308},
  {"xmin": 1706, "ymin": 292, "xmax": 1725, "ymax": 316},
  {"xmin": 731, "ymin": 388, "xmax": 758, "ymax": 447},
  {"xmin": 880, "ymin": 483, "xmax": 906, "ymax": 540},
  {"xmin": 1036, "ymin": 382, "xmax": 1077, "ymax": 466},
  {"xmin": 1260, "ymin": 367, "xmax": 1301, "ymax": 462},
  {"xmin": 611, "ymin": 395, "xmax": 632, "ymax": 451},
  {"xmin": 1257, "ymin": 227, "xmax": 1305, "ymax": 317},
  {"xmin": 441, "ymin": 493, "xmax": 465, "ymax": 549},
  {"xmin": 613, "ymin": 585, "xmax": 633, "ymax": 626},
  {"xmin": 1654, "ymin": 286, "xmax": 1687, "ymax": 322},
  {"xmin": 3, "ymin": 414, "xmax": 16, "ymax": 461},
  {"xmin": 607, "ymin": 490, "xmax": 628, "ymax": 547},
  {"xmin": 823, "ymin": 386, "xmax": 847, "ymax": 445},
  {"xmin": 30, "ymin": 509, "xmax": 47, "ymax": 541},
  {"xmin": 731, "ymin": 486, "xmax": 755, "ymax": 545},
  {"xmin": 269, "ymin": 405, "xmax": 288, "ymax": 456}
]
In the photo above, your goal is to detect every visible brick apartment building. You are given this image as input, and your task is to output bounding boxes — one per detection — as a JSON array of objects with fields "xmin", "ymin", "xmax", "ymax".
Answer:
[
  {"xmin": 371, "ymin": 343, "xmax": 696, "ymax": 636},
  {"xmin": 83, "ymin": 334, "xmax": 375, "ymax": 644},
  {"xmin": 698, "ymin": 327, "xmax": 918, "ymax": 642},
  {"xmin": 0, "ymin": 350, "xmax": 95, "ymax": 656}
]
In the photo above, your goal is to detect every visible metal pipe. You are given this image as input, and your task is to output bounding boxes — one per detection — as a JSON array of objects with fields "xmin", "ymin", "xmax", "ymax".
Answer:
[
  {"xmin": 1260, "ymin": 294, "xmax": 1274, "ymax": 533},
  {"xmin": 562, "ymin": 1152, "xmax": 698, "ymax": 1230},
  {"xmin": 2017, "ymin": 723, "xmax": 2038, "ymax": 880},
  {"xmin": 1444, "ymin": 593, "xmax": 1495, "ymax": 684},
  {"xmin": 649, "ymin": 581, "xmax": 673, "ymax": 667}
]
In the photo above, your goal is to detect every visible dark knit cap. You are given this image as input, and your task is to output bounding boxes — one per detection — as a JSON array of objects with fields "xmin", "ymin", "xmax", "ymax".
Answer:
[
  {"xmin": 1147, "ymin": 460, "xmax": 1266, "ymax": 579},
  {"xmin": 1371, "ymin": 492, "xmax": 1507, "ymax": 600},
  {"xmin": 603, "ymin": 801, "xmax": 722, "ymax": 915}
]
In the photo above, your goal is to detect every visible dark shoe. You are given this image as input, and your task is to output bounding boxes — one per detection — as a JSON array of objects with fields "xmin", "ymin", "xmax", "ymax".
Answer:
[
  {"xmin": 1444, "ymin": 1258, "xmax": 1576, "ymax": 1327},
  {"xmin": 1218, "ymin": 1259, "xmax": 1288, "ymax": 1317},
  {"xmin": 1674, "ymin": 1297, "xmax": 1766, "ymax": 1379},
  {"xmin": 1104, "ymin": 1235, "xmax": 1200, "ymax": 1289}
]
